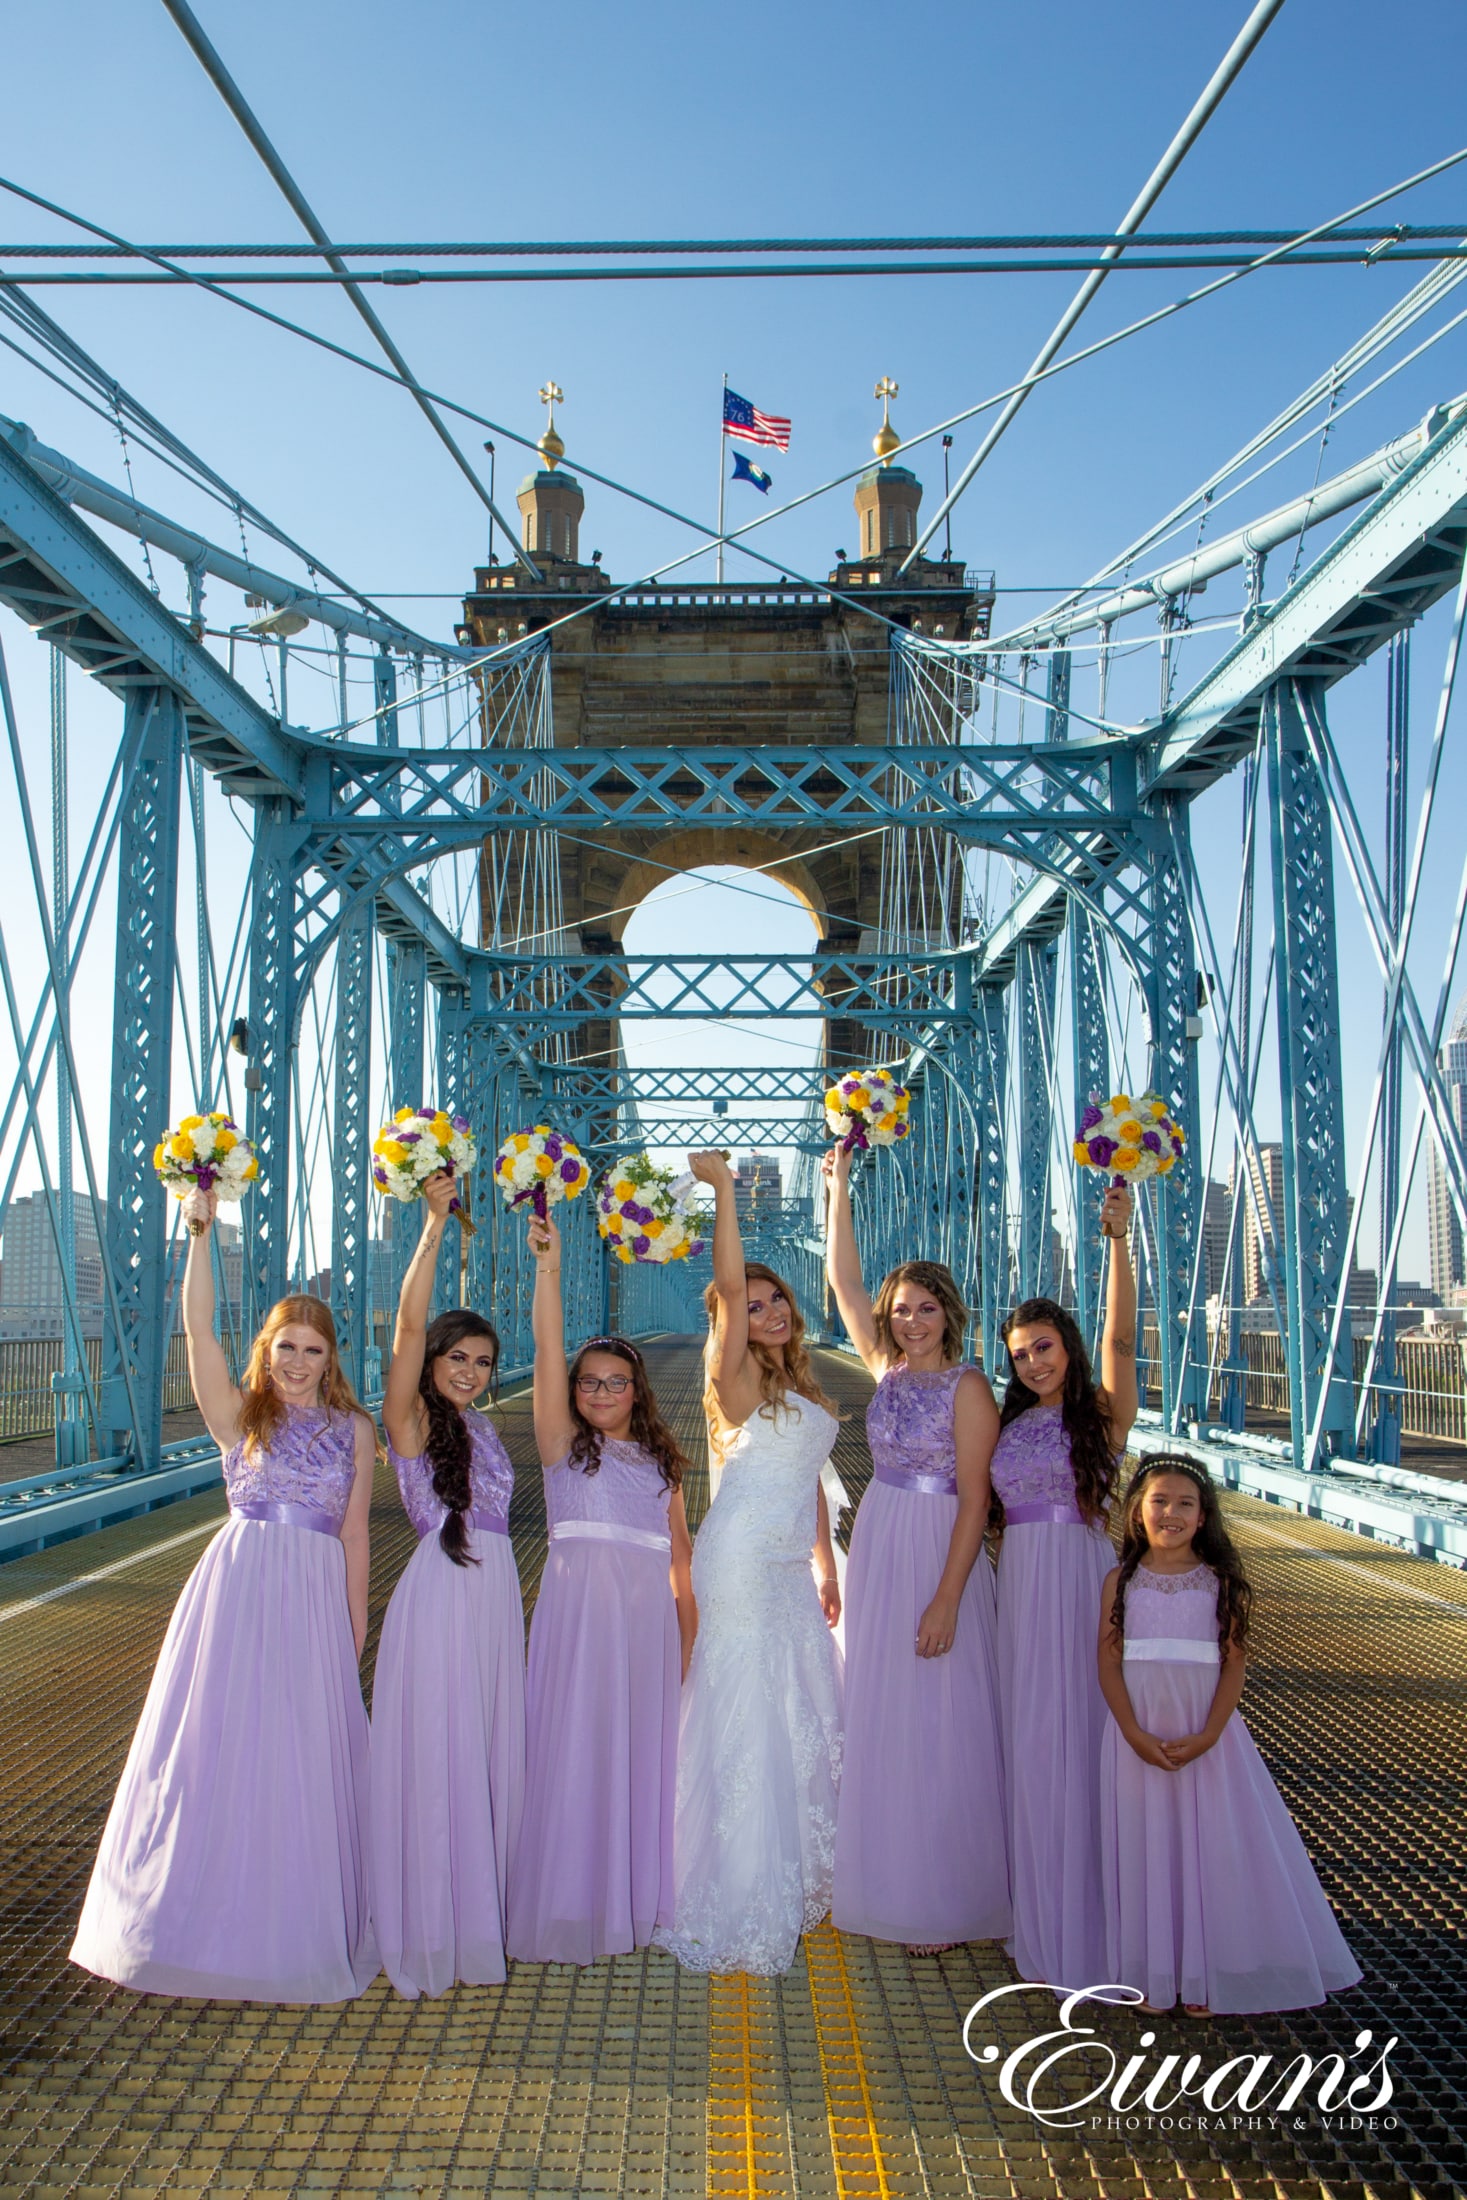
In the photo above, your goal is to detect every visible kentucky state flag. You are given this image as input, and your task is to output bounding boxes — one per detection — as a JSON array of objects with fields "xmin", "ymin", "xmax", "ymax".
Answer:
[{"xmin": 730, "ymin": 451, "xmax": 772, "ymax": 494}]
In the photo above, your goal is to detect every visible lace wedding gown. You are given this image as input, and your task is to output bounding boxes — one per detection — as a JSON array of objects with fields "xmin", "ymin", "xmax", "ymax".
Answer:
[{"xmin": 655, "ymin": 1397, "xmax": 844, "ymax": 1975}]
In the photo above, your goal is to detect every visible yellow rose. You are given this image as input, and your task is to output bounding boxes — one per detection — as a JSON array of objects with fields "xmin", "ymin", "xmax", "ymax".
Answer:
[
  {"xmin": 824, "ymin": 1088, "xmax": 841, "ymax": 1112},
  {"xmin": 395, "ymin": 1106, "xmax": 414, "ymax": 1124},
  {"xmin": 214, "ymin": 1129, "xmax": 237, "ymax": 1154},
  {"xmin": 432, "ymin": 1112, "xmax": 451, "ymax": 1138},
  {"xmin": 382, "ymin": 1140, "xmax": 409, "ymax": 1164},
  {"xmin": 1118, "ymin": 1118, "xmax": 1143, "ymax": 1142},
  {"xmin": 152, "ymin": 1142, "xmax": 167, "ymax": 1170},
  {"xmin": 1109, "ymin": 1093, "xmax": 1131, "ymax": 1113},
  {"xmin": 244, "ymin": 1157, "xmax": 259, "ymax": 1180},
  {"xmin": 512, "ymin": 1133, "xmax": 530, "ymax": 1153},
  {"xmin": 1157, "ymin": 1154, "xmax": 1175, "ymax": 1174},
  {"xmin": 643, "ymin": 1218, "xmax": 664, "ymax": 1238},
  {"xmin": 1073, "ymin": 1139, "xmax": 1091, "ymax": 1166},
  {"xmin": 1112, "ymin": 1147, "xmax": 1140, "ymax": 1173},
  {"xmin": 614, "ymin": 1179, "xmax": 635, "ymax": 1202},
  {"xmin": 179, "ymin": 1113, "xmax": 204, "ymax": 1131},
  {"xmin": 535, "ymin": 1154, "xmax": 554, "ymax": 1176},
  {"xmin": 532, "ymin": 1124, "xmax": 550, "ymax": 1136},
  {"xmin": 1149, "ymin": 1099, "xmax": 1167, "ymax": 1120},
  {"xmin": 616, "ymin": 1245, "xmax": 634, "ymax": 1263},
  {"xmin": 845, "ymin": 1090, "xmax": 868, "ymax": 1112},
  {"xmin": 169, "ymin": 1133, "xmax": 194, "ymax": 1162}
]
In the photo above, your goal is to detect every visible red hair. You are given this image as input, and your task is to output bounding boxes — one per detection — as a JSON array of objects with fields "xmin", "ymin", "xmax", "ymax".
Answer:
[{"xmin": 238, "ymin": 1295, "xmax": 361, "ymax": 1457}]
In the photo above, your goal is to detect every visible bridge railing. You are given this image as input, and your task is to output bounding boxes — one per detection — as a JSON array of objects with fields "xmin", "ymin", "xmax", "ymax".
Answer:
[{"xmin": 1136, "ymin": 1323, "xmax": 1467, "ymax": 1448}]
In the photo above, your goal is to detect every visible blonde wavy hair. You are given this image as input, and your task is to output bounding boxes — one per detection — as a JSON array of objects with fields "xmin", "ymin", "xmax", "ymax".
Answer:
[
  {"xmin": 237, "ymin": 1295, "xmax": 362, "ymax": 1458},
  {"xmin": 702, "ymin": 1262, "xmax": 837, "ymax": 1454}
]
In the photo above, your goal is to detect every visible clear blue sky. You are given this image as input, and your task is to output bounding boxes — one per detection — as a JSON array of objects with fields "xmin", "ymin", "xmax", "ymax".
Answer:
[{"xmin": 2, "ymin": 0, "xmax": 1465, "ymax": 1280}]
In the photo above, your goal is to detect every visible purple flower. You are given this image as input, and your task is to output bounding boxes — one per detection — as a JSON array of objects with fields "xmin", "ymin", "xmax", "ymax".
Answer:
[
  {"xmin": 546, "ymin": 1136, "xmax": 563, "ymax": 1159},
  {"xmin": 560, "ymin": 1158, "xmax": 580, "ymax": 1183},
  {"xmin": 417, "ymin": 1106, "xmax": 435, "ymax": 1119},
  {"xmin": 400, "ymin": 1130, "xmax": 421, "ymax": 1144},
  {"xmin": 621, "ymin": 1199, "xmax": 639, "ymax": 1217},
  {"xmin": 1170, "ymin": 1134, "xmax": 1183, "ymax": 1154},
  {"xmin": 689, "ymin": 1238, "xmax": 706, "ymax": 1257},
  {"xmin": 632, "ymin": 1236, "xmax": 651, "ymax": 1255},
  {"xmin": 451, "ymin": 1114, "xmax": 470, "ymax": 1132},
  {"xmin": 1080, "ymin": 1104, "xmax": 1103, "ymax": 1131},
  {"xmin": 1141, "ymin": 1130, "xmax": 1162, "ymax": 1154},
  {"xmin": 1087, "ymin": 1134, "xmax": 1117, "ymax": 1166},
  {"xmin": 372, "ymin": 1166, "xmax": 388, "ymax": 1186}
]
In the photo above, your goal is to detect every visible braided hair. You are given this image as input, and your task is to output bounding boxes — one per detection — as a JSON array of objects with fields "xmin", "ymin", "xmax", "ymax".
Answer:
[
  {"xmin": 1109, "ymin": 1452, "xmax": 1252, "ymax": 1656},
  {"xmin": 566, "ymin": 1335, "xmax": 688, "ymax": 1491},
  {"xmin": 420, "ymin": 1309, "xmax": 501, "ymax": 1567},
  {"xmin": 997, "ymin": 1297, "xmax": 1118, "ymax": 1524}
]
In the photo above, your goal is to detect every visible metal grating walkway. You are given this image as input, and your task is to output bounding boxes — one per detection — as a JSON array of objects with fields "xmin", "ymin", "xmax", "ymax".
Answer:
[{"xmin": 1, "ymin": 1340, "xmax": 1464, "ymax": 2197}]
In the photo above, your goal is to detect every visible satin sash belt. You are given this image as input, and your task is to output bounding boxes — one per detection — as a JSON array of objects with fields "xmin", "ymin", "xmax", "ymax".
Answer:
[
  {"xmin": 550, "ymin": 1519, "xmax": 670, "ymax": 1554},
  {"xmin": 417, "ymin": 1510, "xmax": 509, "ymax": 1540},
  {"xmin": 872, "ymin": 1461, "xmax": 957, "ymax": 1498},
  {"xmin": 231, "ymin": 1499, "xmax": 340, "ymax": 1537},
  {"xmin": 1123, "ymin": 1636, "xmax": 1220, "ymax": 1665},
  {"xmin": 1002, "ymin": 1499, "xmax": 1086, "ymax": 1526}
]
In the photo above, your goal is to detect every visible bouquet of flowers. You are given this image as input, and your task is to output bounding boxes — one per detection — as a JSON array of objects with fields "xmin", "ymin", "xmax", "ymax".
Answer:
[
  {"xmin": 372, "ymin": 1105, "xmax": 478, "ymax": 1232},
  {"xmin": 493, "ymin": 1125, "xmax": 592, "ymax": 1220},
  {"xmin": 153, "ymin": 1110, "xmax": 260, "ymax": 1234},
  {"xmin": 1073, "ymin": 1089, "xmax": 1185, "ymax": 1185},
  {"xmin": 596, "ymin": 1153, "xmax": 708, "ymax": 1265},
  {"xmin": 824, "ymin": 1066, "xmax": 912, "ymax": 1154}
]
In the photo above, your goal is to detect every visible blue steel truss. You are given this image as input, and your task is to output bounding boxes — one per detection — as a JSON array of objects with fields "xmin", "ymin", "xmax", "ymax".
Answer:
[{"xmin": 1, "ymin": 396, "xmax": 1466, "ymax": 1472}]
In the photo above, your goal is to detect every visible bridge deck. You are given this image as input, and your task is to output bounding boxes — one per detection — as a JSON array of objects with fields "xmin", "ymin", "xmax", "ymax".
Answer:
[{"xmin": 1, "ymin": 1341, "xmax": 1463, "ymax": 2199}]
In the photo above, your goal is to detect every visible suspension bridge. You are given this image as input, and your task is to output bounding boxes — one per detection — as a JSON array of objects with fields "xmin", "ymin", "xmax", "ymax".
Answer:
[{"xmin": 1, "ymin": 0, "xmax": 1466, "ymax": 2192}]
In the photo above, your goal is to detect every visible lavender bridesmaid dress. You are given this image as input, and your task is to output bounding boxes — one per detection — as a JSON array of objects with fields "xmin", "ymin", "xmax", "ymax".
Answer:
[
  {"xmin": 990, "ymin": 1403, "xmax": 1114, "ymax": 1989},
  {"xmin": 506, "ymin": 1438, "xmax": 679, "ymax": 1966},
  {"xmin": 834, "ymin": 1364, "xmax": 1009, "ymax": 1945},
  {"xmin": 71, "ymin": 1405, "xmax": 376, "ymax": 2001},
  {"xmin": 370, "ymin": 1413, "xmax": 525, "ymax": 1996},
  {"xmin": 1101, "ymin": 1563, "xmax": 1361, "ymax": 2012}
]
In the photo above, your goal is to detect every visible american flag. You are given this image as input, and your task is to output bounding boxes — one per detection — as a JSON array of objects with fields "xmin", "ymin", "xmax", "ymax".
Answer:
[{"xmin": 722, "ymin": 387, "xmax": 791, "ymax": 452}]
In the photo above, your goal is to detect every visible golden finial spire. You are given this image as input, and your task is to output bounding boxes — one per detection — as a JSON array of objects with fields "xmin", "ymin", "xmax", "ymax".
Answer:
[
  {"xmin": 538, "ymin": 380, "xmax": 565, "ymax": 470},
  {"xmin": 873, "ymin": 376, "xmax": 901, "ymax": 467}
]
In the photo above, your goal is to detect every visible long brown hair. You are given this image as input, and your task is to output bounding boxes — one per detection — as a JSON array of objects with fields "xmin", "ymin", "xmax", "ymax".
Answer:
[
  {"xmin": 1108, "ymin": 1453, "xmax": 1252, "ymax": 1655},
  {"xmin": 702, "ymin": 1263, "xmax": 836, "ymax": 1446},
  {"xmin": 420, "ymin": 1309, "xmax": 501, "ymax": 1567},
  {"xmin": 871, "ymin": 1260, "xmax": 968, "ymax": 1367},
  {"xmin": 566, "ymin": 1335, "xmax": 687, "ymax": 1491},
  {"xmin": 237, "ymin": 1295, "xmax": 361, "ymax": 1457},
  {"xmin": 996, "ymin": 1297, "xmax": 1117, "ymax": 1524}
]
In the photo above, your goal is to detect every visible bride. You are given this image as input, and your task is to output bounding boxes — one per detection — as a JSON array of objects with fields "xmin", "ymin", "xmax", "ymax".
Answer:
[{"xmin": 654, "ymin": 1150, "xmax": 844, "ymax": 1976}]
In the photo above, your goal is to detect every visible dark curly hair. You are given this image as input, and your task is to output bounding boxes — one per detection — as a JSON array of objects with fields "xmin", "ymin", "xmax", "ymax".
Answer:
[
  {"xmin": 567, "ymin": 1335, "xmax": 688, "ymax": 1491},
  {"xmin": 1108, "ymin": 1453, "xmax": 1252, "ymax": 1655},
  {"xmin": 420, "ymin": 1309, "xmax": 501, "ymax": 1567},
  {"xmin": 997, "ymin": 1297, "xmax": 1118, "ymax": 1526}
]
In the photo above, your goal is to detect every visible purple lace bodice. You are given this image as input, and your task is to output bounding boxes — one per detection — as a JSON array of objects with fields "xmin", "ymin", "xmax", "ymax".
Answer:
[
  {"xmin": 544, "ymin": 1437, "xmax": 673, "ymax": 1535},
  {"xmin": 866, "ymin": 1362, "xmax": 970, "ymax": 1483},
  {"xmin": 989, "ymin": 1403, "xmax": 1085, "ymax": 1509},
  {"xmin": 389, "ymin": 1411, "xmax": 515, "ymax": 1539},
  {"xmin": 1125, "ymin": 1562, "xmax": 1219, "ymax": 1643},
  {"xmin": 224, "ymin": 1405, "xmax": 359, "ymax": 1529}
]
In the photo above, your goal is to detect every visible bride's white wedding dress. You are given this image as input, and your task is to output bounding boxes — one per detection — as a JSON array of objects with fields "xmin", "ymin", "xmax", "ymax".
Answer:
[{"xmin": 655, "ymin": 1396, "xmax": 844, "ymax": 1976}]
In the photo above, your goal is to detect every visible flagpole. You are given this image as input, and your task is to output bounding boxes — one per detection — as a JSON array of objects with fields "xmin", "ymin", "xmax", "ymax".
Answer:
[{"xmin": 716, "ymin": 372, "xmax": 727, "ymax": 585}]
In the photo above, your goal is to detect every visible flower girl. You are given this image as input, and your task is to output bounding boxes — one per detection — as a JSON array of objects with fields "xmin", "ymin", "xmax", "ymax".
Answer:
[
  {"xmin": 371, "ymin": 1169, "xmax": 524, "ymax": 1995},
  {"xmin": 1098, "ymin": 1454, "xmax": 1362, "ymax": 2014}
]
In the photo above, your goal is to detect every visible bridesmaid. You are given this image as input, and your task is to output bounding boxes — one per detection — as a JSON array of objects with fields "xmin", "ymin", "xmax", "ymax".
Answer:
[
  {"xmin": 823, "ymin": 1144, "xmax": 1009, "ymax": 1956},
  {"xmin": 989, "ymin": 1179, "xmax": 1137, "ymax": 1990},
  {"xmin": 71, "ymin": 1184, "xmax": 377, "ymax": 2001},
  {"xmin": 506, "ymin": 1212, "xmax": 696, "ymax": 1966},
  {"xmin": 371, "ymin": 1170, "xmax": 525, "ymax": 1996}
]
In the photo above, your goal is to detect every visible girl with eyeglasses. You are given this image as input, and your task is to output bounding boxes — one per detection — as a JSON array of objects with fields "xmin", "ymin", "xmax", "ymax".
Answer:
[
  {"xmin": 370, "ymin": 1170, "xmax": 524, "ymax": 1996},
  {"xmin": 506, "ymin": 1211, "xmax": 696, "ymax": 1965}
]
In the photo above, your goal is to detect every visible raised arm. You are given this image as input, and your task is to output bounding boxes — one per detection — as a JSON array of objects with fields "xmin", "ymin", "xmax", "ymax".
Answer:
[
  {"xmin": 382, "ymin": 1172, "xmax": 456, "ymax": 1457},
  {"xmin": 1098, "ymin": 1181, "xmax": 1138, "ymax": 1451},
  {"xmin": 529, "ymin": 1212, "xmax": 575, "ymax": 1467},
  {"xmin": 691, "ymin": 1151, "xmax": 754, "ymax": 1417},
  {"xmin": 916, "ymin": 1368, "xmax": 997, "ymax": 1657},
  {"xmin": 821, "ymin": 1144, "xmax": 882, "ymax": 1374},
  {"xmin": 180, "ymin": 1186, "xmax": 244, "ymax": 1449}
]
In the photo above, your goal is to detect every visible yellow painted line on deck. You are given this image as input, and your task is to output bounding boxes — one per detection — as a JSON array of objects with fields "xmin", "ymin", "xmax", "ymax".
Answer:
[
  {"xmin": 805, "ymin": 1921, "xmax": 892, "ymax": 2199},
  {"xmin": 706, "ymin": 1970, "xmax": 791, "ymax": 2197}
]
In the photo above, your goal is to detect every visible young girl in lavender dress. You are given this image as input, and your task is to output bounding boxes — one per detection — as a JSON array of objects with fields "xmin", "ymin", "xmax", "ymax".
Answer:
[
  {"xmin": 371, "ymin": 1170, "xmax": 524, "ymax": 1996},
  {"xmin": 656, "ymin": 1152, "xmax": 844, "ymax": 1978},
  {"xmin": 1099, "ymin": 1455, "xmax": 1361, "ymax": 2015},
  {"xmin": 71, "ymin": 1186, "xmax": 378, "ymax": 2002},
  {"xmin": 507, "ymin": 1211, "xmax": 696, "ymax": 1966},
  {"xmin": 823, "ymin": 1144, "xmax": 1009, "ymax": 1956},
  {"xmin": 989, "ymin": 1180, "xmax": 1136, "ymax": 1991}
]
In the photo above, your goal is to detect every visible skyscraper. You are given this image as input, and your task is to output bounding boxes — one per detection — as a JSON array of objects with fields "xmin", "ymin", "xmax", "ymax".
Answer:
[{"xmin": 1427, "ymin": 997, "xmax": 1467, "ymax": 1302}]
